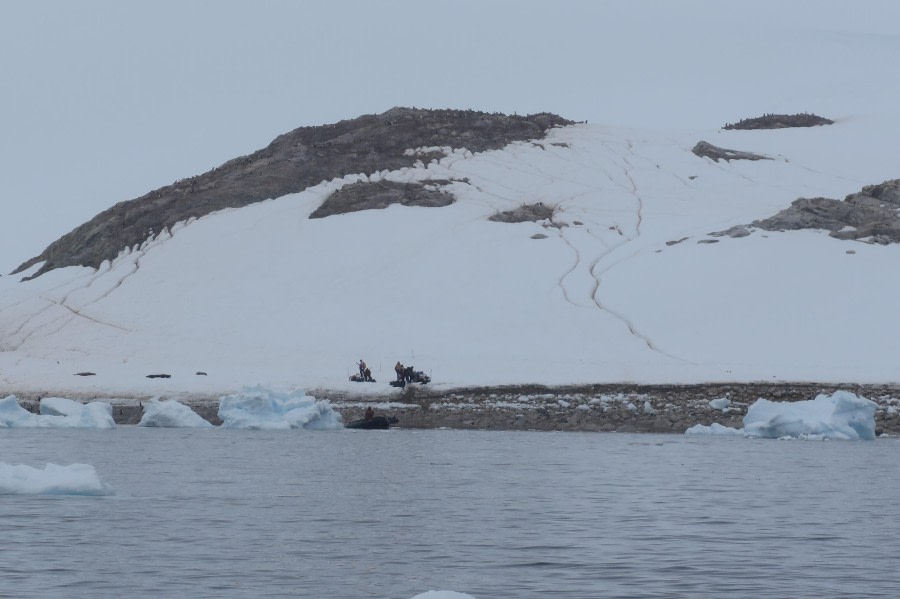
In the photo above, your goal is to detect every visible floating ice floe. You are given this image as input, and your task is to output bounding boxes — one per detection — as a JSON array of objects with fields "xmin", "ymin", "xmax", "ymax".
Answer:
[
  {"xmin": 684, "ymin": 422, "xmax": 745, "ymax": 437},
  {"xmin": 0, "ymin": 463, "xmax": 114, "ymax": 496},
  {"xmin": 686, "ymin": 391, "xmax": 877, "ymax": 440},
  {"xmin": 0, "ymin": 396, "xmax": 116, "ymax": 428},
  {"xmin": 217, "ymin": 386, "xmax": 343, "ymax": 430},
  {"xmin": 138, "ymin": 399, "xmax": 213, "ymax": 428},
  {"xmin": 410, "ymin": 592, "xmax": 478, "ymax": 599}
]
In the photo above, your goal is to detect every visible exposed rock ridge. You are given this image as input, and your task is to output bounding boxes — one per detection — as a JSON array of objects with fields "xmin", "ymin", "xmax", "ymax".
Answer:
[
  {"xmin": 714, "ymin": 179, "xmax": 900, "ymax": 243},
  {"xmin": 691, "ymin": 141, "xmax": 770, "ymax": 162},
  {"xmin": 309, "ymin": 179, "xmax": 461, "ymax": 219},
  {"xmin": 15, "ymin": 108, "xmax": 572, "ymax": 278},
  {"xmin": 488, "ymin": 202, "xmax": 555, "ymax": 223},
  {"xmin": 723, "ymin": 112, "xmax": 834, "ymax": 130}
]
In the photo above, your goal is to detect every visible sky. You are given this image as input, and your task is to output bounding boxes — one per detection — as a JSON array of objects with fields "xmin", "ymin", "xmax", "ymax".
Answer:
[{"xmin": 3, "ymin": 0, "xmax": 900, "ymax": 274}]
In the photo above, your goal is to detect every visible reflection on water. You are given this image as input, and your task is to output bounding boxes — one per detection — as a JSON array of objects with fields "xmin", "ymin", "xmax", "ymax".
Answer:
[{"xmin": 2, "ymin": 428, "xmax": 899, "ymax": 598}]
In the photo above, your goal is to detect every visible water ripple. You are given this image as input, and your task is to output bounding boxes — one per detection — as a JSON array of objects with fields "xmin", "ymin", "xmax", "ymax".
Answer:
[{"xmin": 1, "ymin": 429, "xmax": 899, "ymax": 598}]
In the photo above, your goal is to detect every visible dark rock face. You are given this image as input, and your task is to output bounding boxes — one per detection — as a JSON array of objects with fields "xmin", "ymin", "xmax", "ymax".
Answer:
[
  {"xmin": 723, "ymin": 113, "xmax": 834, "ymax": 130},
  {"xmin": 15, "ymin": 108, "xmax": 572, "ymax": 278},
  {"xmin": 488, "ymin": 202, "xmax": 554, "ymax": 223},
  {"xmin": 691, "ymin": 141, "xmax": 770, "ymax": 162},
  {"xmin": 310, "ymin": 179, "xmax": 459, "ymax": 219},
  {"xmin": 714, "ymin": 180, "xmax": 900, "ymax": 243},
  {"xmin": 756, "ymin": 179, "xmax": 900, "ymax": 243}
]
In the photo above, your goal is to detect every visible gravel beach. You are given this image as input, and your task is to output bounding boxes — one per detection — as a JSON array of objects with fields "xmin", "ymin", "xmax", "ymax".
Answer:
[{"xmin": 10, "ymin": 382, "xmax": 900, "ymax": 435}]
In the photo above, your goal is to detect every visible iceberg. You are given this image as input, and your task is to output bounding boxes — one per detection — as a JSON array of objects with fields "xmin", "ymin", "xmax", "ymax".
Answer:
[
  {"xmin": 685, "ymin": 422, "xmax": 744, "ymax": 436},
  {"xmin": 686, "ymin": 391, "xmax": 877, "ymax": 440},
  {"xmin": 138, "ymin": 399, "xmax": 213, "ymax": 428},
  {"xmin": 38, "ymin": 396, "xmax": 86, "ymax": 417},
  {"xmin": 0, "ymin": 395, "xmax": 116, "ymax": 428},
  {"xmin": 217, "ymin": 386, "xmax": 343, "ymax": 430},
  {"xmin": 0, "ymin": 463, "xmax": 114, "ymax": 496},
  {"xmin": 744, "ymin": 391, "xmax": 876, "ymax": 440},
  {"xmin": 40, "ymin": 397, "xmax": 116, "ymax": 428}
]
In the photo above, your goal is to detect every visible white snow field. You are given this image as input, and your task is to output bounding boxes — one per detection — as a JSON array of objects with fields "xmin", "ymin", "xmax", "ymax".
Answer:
[
  {"xmin": 2, "ymin": 108, "xmax": 900, "ymax": 399},
  {"xmin": 0, "ymin": 117, "xmax": 899, "ymax": 398}
]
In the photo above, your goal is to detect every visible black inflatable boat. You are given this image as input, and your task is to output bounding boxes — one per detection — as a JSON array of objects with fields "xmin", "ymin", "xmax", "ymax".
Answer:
[{"xmin": 345, "ymin": 416, "xmax": 398, "ymax": 430}]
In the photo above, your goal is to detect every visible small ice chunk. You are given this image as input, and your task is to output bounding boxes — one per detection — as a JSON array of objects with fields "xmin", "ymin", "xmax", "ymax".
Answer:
[
  {"xmin": 708, "ymin": 398, "xmax": 732, "ymax": 411},
  {"xmin": 139, "ymin": 399, "xmax": 213, "ymax": 428},
  {"xmin": 0, "ymin": 463, "xmax": 114, "ymax": 496}
]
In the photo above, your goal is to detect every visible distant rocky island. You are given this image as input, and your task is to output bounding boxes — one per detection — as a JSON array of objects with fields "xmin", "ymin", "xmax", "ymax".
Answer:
[
  {"xmin": 723, "ymin": 112, "xmax": 834, "ymax": 130},
  {"xmin": 15, "ymin": 108, "xmax": 571, "ymax": 279}
]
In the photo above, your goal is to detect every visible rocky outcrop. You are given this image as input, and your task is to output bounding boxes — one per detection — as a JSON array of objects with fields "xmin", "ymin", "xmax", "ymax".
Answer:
[
  {"xmin": 488, "ymin": 202, "xmax": 554, "ymax": 223},
  {"xmin": 692, "ymin": 141, "xmax": 770, "ymax": 162},
  {"xmin": 723, "ymin": 113, "xmax": 833, "ymax": 130},
  {"xmin": 714, "ymin": 179, "xmax": 900, "ymax": 243},
  {"xmin": 310, "ymin": 179, "xmax": 459, "ymax": 219},
  {"xmin": 15, "ymin": 108, "xmax": 572, "ymax": 278}
]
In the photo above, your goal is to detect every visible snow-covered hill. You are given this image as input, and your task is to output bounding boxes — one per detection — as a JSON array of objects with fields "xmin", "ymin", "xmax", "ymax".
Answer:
[{"xmin": 1, "ymin": 111, "xmax": 898, "ymax": 397}]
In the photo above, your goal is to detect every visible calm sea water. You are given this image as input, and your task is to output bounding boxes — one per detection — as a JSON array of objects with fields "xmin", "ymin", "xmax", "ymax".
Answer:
[{"xmin": 1, "ymin": 427, "xmax": 898, "ymax": 599}]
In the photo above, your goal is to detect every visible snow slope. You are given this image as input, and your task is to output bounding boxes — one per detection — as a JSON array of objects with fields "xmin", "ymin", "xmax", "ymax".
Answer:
[{"xmin": 1, "ymin": 111, "xmax": 898, "ymax": 396}]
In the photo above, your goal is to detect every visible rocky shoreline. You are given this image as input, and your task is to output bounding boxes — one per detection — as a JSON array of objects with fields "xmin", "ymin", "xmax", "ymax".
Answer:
[
  {"xmin": 12, "ymin": 382, "xmax": 900, "ymax": 435},
  {"xmin": 325, "ymin": 382, "xmax": 900, "ymax": 435}
]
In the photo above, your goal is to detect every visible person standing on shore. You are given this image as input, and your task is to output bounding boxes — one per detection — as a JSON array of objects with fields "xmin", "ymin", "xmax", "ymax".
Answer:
[
  {"xmin": 358, "ymin": 359, "xmax": 367, "ymax": 379},
  {"xmin": 394, "ymin": 361, "xmax": 404, "ymax": 381}
]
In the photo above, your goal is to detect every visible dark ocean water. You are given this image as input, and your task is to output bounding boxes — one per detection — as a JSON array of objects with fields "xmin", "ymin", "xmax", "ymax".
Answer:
[{"xmin": 2, "ymin": 427, "xmax": 898, "ymax": 598}]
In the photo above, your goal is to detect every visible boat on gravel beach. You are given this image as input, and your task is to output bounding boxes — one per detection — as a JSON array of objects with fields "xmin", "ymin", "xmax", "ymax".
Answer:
[{"xmin": 345, "ymin": 415, "xmax": 398, "ymax": 430}]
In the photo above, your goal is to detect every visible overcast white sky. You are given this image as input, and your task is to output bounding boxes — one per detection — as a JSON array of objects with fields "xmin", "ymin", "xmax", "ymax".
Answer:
[{"xmin": 2, "ymin": 0, "xmax": 898, "ymax": 274}]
